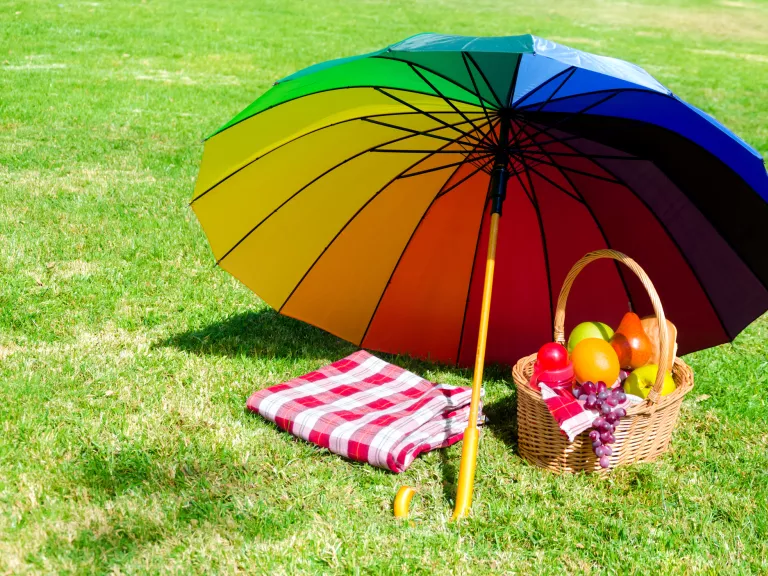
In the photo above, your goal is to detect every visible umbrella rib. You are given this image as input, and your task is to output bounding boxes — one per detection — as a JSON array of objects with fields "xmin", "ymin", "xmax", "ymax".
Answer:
[
  {"xmin": 407, "ymin": 63, "xmax": 485, "ymax": 138},
  {"xmin": 521, "ymin": 161, "xmax": 585, "ymax": 204},
  {"xmin": 532, "ymin": 124, "xmax": 735, "ymax": 340},
  {"xmin": 195, "ymin": 114, "xmax": 486, "ymax": 206},
  {"xmin": 533, "ymin": 67, "xmax": 577, "ymax": 112},
  {"xmin": 372, "ymin": 149, "xmax": 489, "ymax": 154},
  {"xmin": 515, "ymin": 127, "xmax": 555, "ymax": 326},
  {"xmin": 516, "ymin": 122, "xmax": 642, "ymax": 181},
  {"xmin": 505, "ymin": 53, "xmax": 523, "ymax": 108},
  {"xmin": 515, "ymin": 121, "xmax": 636, "ymax": 310},
  {"xmin": 518, "ymin": 146, "xmax": 555, "ymax": 331},
  {"xmin": 454, "ymin": 193, "xmax": 492, "ymax": 365},
  {"xmin": 277, "ymin": 137, "xmax": 466, "ymax": 315},
  {"xmin": 463, "ymin": 52, "xmax": 505, "ymax": 109},
  {"xmin": 506, "ymin": 132, "xmax": 590, "ymax": 152},
  {"xmin": 375, "ymin": 55, "xmax": 499, "ymax": 109},
  {"xmin": 208, "ymin": 84, "xmax": 489, "ymax": 140},
  {"xmin": 514, "ymin": 150, "xmax": 623, "ymax": 184},
  {"xmin": 517, "ymin": 148, "xmax": 642, "ymax": 160},
  {"xmin": 375, "ymin": 88, "xmax": 486, "ymax": 144},
  {"xmin": 214, "ymin": 119, "xmax": 491, "ymax": 266},
  {"xmin": 362, "ymin": 115, "xmax": 489, "ymax": 147},
  {"xmin": 193, "ymin": 111, "xmax": 484, "ymax": 205},
  {"xmin": 507, "ymin": 129, "xmax": 536, "ymax": 207},
  {"xmin": 512, "ymin": 91, "xmax": 622, "ymax": 150},
  {"xmin": 460, "ymin": 52, "xmax": 499, "ymax": 147},
  {"xmin": 516, "ymin": 87, "xmax": 655, "ymax": 110},
  {"xmin": 434, "ymin": 156, "xmax": 496, "ymax": 200},
  {"xmin": 398, "ymin": 153, "xmax": 495, "ymax": 178},
  {"xmin": 358, "ymin": 151, "xmax": 486, "ymax": 347},
  {"xmin": 511, "ymin": 66, "xmax": 576, "ymax": 108}
]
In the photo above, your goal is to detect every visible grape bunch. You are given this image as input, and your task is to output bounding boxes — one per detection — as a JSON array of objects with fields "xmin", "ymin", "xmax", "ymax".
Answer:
[{"xmin": 573, "ymin": 380, "xmax": 627, "ymax": 469}]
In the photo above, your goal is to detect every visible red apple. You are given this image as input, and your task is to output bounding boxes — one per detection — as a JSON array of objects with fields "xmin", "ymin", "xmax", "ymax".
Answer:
[{"xmin": 537, "ymin": 342, "xmax": 568, "ymax": 371}]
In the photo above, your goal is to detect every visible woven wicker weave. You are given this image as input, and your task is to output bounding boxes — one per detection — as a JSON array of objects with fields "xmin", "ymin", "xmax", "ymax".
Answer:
[{"xmin": 512, "ymin": 250, "xmax": 694, "ymax": 474}]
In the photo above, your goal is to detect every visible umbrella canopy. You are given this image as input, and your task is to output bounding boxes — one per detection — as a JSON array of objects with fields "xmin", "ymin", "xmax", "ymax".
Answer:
[{"xmin": 193, "ymin": 33, "xmax": 768, "ymax": 367}]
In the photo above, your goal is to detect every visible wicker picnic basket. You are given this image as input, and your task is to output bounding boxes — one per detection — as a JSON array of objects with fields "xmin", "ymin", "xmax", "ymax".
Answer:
[{"xmin": 512, "ymin": 250, "xmax": 694, "ymax": 474}]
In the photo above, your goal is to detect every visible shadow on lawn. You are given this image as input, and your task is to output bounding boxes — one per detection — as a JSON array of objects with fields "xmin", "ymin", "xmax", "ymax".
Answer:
[
  {"xmin": 483, "ymin": 392, "xmax": 518, "ymax": 451},
  {"xmin": 160, "ymin": 308, "xmax": 511, "ymax": 383},
  {"xmin": 159, "ymin": 308, "xmax": 357, "ymax": 360},
  {"xmin": 162, "ymin": 308, "xmax": 521, "ymax": 503}
]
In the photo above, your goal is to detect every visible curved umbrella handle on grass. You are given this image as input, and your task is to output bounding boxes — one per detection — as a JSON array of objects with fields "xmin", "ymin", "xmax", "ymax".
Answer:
[{"xmin": 393, "ymin": 486, "xmax": 417, "ymax": 518}]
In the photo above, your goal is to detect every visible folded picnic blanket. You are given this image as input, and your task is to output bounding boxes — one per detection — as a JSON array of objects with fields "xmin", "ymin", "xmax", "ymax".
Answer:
[{"xmin": 246, "ymin": 350, "xmax": 481, "ymax": 473}]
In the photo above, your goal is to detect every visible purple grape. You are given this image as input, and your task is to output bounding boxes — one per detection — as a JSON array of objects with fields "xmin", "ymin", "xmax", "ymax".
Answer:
[
  {"xmin": 606, "ymin": 433, "xmax": 616, "ymax": 444},
  {"xmin": 605, "ymin": 423, "xmax": 615, "ymax": 434},
  {"xmin": 592, "ymin": 417, "xmax": 606, "ymax": 429},
  {"xmin": 618, "ymin": 369, "xmax": 629, "ymax": 383},
  {"xmin": 592, "ymin": 440, "xmax": 602, "ymax": 449},
  {"xmin": 600, "ymin": 432, "xmax": 612, "ymax": 444},
  {"xmin": 615, "ymin": 407, "xmax": 627, "ymax": 418},
  {"xmin": 606, "ymin": 395, "xmax": 618, "ymax": 407},
  {"xmin": 605, "ymin": 412, "xmax": 619, "ymax": 424},
  {"xmin": 599, "ymin": 455, "xmax": 611, "ymax": 468},
  {"xmin": 597, "ymin": 381, "xmax": 607, "ymax": 394},
  {"xmin": 582, "ymin": 381, "xmax": 595, "ymax": 395},
  {"xmin": 585, "ymin": 394, "xmax": 597, "ymax": 410},
  {"xmin": 595, "ymin": 446, "xmax": 606, "ymax": 457},
  {"xmin": 573, "ymin": 386, "xmax": 582, "ymax": 399},
  {"xmin": 617, "ymin": 392, "xmax": 627, "ymax": 403},
  {"xmin": 600, "ymin": 403, "xmax": 611, "ymax": 415},
  {"xmin": 597, "ymin": 390, "xmax": 609, "ymax": 401},
  {"xmin": 589, "ymin": 430, "xmax": 600, "ymax": 442},
  {"xmin": 602, "ymin": 445, "xmax": 613, "ymax": 456}
]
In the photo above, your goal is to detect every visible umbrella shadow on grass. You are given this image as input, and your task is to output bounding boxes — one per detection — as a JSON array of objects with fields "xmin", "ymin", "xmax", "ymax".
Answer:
[
  {"xmin": 159, "ymin": 308, "xmax": 358, "ymax": 360},
  {"xmin": 483, "ymin": 391, "xmax": 519, "ymax": 452},
  {"xmin": 161, "ymin": 309, "xmax": 521, "ymax": 505}
]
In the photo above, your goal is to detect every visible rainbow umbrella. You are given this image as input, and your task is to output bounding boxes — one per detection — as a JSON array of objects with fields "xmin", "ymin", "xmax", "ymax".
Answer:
[{"xmin": 193, "ymin": 34, "xmax": 768, "ymax": 519}]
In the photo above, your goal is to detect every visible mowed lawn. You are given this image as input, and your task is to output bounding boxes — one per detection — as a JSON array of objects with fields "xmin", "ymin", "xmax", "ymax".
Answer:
[{"xmin": 2, "ymin": 0, "xmax": 767, "ymax": 573}]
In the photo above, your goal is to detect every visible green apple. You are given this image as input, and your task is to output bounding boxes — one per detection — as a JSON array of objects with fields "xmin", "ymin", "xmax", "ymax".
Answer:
[
  {"xmin": 567, "ymin": 321, "xmax": 614, "ymax": 352},
  {"xmin": 624, "ymin": 364, "xmax": 676, "ymax": 398}
]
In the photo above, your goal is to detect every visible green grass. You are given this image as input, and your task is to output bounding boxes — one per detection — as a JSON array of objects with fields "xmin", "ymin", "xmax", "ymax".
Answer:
[{"xmin": 2, "ymin": 0, "xmax": 767, "ymax": 573}]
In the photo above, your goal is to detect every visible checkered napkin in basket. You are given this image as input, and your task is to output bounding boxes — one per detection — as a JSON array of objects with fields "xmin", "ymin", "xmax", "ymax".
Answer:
[
  {"xmin": 246, "ymin": 350, "xmax": 482, "ymax": 473},
  {"xmin": 538, "ymin": 382, "xmax": 641, "ymax": 441}
]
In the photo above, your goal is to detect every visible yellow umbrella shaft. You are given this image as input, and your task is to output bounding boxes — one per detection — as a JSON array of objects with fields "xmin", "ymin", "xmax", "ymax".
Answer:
[{"xmin": 451, "ymin": 210, "xmax": 500, "ymax": 521}]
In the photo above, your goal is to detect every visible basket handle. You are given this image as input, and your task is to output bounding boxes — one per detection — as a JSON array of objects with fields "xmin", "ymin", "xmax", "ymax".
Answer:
[{"xmin": 553, "ymin": 250, "xmax": 670, "ymax": 405}]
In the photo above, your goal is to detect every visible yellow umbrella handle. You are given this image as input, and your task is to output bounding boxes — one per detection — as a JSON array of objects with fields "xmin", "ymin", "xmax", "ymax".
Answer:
[
  {"xmin": 391, "ymin": 211, "xmax": 501, "ymax": 521},
  {"xmin": 451, "ymin": 210, "xmax": 500, "ymax": 520},
  {"xmin": 393, "ymin": 485, "xmax": 417, "ymax": 518},
  {"xmin": 393, "ymin": 147, "xmax": 508, "ymax": 521}
]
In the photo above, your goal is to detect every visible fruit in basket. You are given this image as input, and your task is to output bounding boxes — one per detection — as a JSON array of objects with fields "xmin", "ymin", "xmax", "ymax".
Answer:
[
  {"xmin": 571, "ymin": 338, "xmax": 620, "ymax": 385},
  {"xmin": 536, "ymin": 342, "xmax": 569, "ymax": 371},
  {"xmin": 624, "ymin": 364, "xmax": 676, "ymax": 399},
  {"xmin": 641, "ymin": 316, "xmax": 678, "ymax": 366},
  {"xmin": 567, "ymin": 321, "xmax": 614, "ymax": 352},
  {"xmin": 610, "ymin": 312, "xmax": 653, "ymax": 369}
]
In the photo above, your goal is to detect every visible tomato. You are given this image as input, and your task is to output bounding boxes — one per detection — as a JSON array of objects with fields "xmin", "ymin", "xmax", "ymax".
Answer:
[{"xmin": 536, "ymin": 342, "xmax": 569, "ymax": 371}]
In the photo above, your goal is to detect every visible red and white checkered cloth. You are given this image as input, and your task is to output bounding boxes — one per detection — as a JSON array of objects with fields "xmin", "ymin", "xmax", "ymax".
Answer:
[
  {"xmin": 539, "ymin": 384, "xmax": 598, "ymax": 441},
  {"xmin": 246, "ymin": 350, "xmax": 482, "ymax": 473},
  {"xmin": 538, "ymin": 382, "xmax": 641, "ymax": 441}
]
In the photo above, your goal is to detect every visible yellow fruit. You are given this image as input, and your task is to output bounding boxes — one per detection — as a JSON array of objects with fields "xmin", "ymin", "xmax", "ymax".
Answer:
[
  {"xmin": 571, "ymin": 338, "xmax": 621, "ymax": 385},
  {"xmin": 624, "ymin": 364, "xmax": 676, "ymax": 398}
]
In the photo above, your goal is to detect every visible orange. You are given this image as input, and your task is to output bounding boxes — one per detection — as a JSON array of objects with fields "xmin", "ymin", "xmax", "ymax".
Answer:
[{"xmin": 571, "ymin": 338, "xmax": 621, "ymax": 384}]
